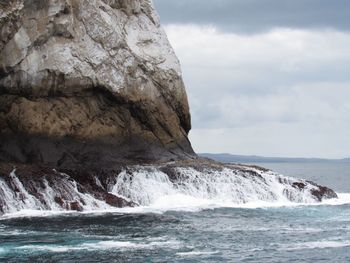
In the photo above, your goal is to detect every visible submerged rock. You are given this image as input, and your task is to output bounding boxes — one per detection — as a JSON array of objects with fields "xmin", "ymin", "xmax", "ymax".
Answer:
[
  {"xmin": 0, "ymin": 160, "xmax": 338, "ymax": 214},
  {"xmin": 0, "ymin": 162, "xmax": 136, "ymax": 214},
  {"xmin": 0, "ymin": 0, "xmax": 194, "ymax": 168}
]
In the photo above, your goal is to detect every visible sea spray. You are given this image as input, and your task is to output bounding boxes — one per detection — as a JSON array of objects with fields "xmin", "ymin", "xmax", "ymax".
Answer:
[
  {"xmin": 111, "ymin": 167, "xmax": 319, "ymax": 206},
  {"xmin": 0, "ymin": 162, "xmax": 338, "ymax": 215}
]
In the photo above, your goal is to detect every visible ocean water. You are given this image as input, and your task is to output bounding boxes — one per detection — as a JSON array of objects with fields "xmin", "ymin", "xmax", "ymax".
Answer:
[
  {"xmin": 0, "ymin": 162, "xmax": 350, "ymax": 262},
  {"xmin": 253, "ymin": 162, "xmax": 350, "ymax": 193}
]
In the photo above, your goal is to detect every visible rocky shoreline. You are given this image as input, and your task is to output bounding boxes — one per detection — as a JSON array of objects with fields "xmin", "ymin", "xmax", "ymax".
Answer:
[
  {"xmin": 0, "ymin": 0, "xmax": 338, "ymax": 216},
  {"xmin": 0, "ymin": 159, "xmax": 338, "ymax": 215}
]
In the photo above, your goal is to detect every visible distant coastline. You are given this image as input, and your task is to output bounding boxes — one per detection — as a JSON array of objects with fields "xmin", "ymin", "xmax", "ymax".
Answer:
[{"xmin": 200, "ymin": 153, "xmax": 350, "ymax": 163}]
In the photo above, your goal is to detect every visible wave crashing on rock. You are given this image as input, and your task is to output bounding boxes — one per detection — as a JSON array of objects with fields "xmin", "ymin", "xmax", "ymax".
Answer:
[{"xmin": 0, "ymin": 160, "xmax": 337, "ymax": 215}]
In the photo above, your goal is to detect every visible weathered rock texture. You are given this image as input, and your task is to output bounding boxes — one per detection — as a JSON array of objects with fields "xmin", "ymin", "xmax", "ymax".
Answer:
[
  {"xmin": 0, "ymin": 160, "xmax": 338, "ymax": 214},
  {"xmin": 0, "ymin": 1, "xmax": 340, "ymax": 214},
  {"xmin": 0, "ymin": 0, "xmax": 194, "ymax": 168}
]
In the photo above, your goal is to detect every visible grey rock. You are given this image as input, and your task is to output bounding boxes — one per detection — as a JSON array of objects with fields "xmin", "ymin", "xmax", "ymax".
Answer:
[{"xmin": 0, "ymin": 0, "xmax": 195, "ymax": 168}]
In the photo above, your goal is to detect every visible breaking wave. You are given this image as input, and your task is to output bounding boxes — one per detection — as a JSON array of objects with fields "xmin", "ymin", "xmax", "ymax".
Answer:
[
  {"xmin": 17, "ymin": 240, "xmax": 182, "ymax": 253},
  {"xmin": 0, "ymin": 165, "xmax": 345, "ymax": 217}
]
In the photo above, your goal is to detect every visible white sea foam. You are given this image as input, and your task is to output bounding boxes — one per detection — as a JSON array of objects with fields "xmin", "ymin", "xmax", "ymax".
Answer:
[
  {"xmin": 321, "ymin": 193, "xmax": 350, "ymax": 206},
  {"xmin": 281, "ymin": 240, "xmax": 350, "ymax": 251},
  {"xmin": 1, "ymin": 193, "xmax": 349, "ymax": 220},
  {"xmin": 108, "ymin": 166, "xmax": 326, "ymax": 211},
  {"xmin": 0, "ymin": 167, "xmax": 348, "ymax": 218},
  {"xmin": 19, "ymin": 240, "xmax": 182, "ymax": 253},
  {"xmin": 0, "ymin": 210, "xmax": 78, "ymax": 220},
  {"xmin": 176, "ymin": 251, "xmax": 219, "ymax": 257}
]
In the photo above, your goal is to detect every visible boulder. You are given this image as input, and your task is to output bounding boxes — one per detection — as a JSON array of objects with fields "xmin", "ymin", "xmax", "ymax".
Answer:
[{"xmin": 0, "ymin": 0, "xmax": 195, "ymax": 169}]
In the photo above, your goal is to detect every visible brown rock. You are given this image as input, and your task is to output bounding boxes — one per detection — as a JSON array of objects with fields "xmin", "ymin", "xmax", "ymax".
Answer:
[
  {"xmin": 69, "ymin": 201, "xmax": 83, "ymax": 212},
  {"xmin": 0, "ymin": 0, "xmax": 195, "ymax": 168},
  {"xmin": 104, "ymin": 193, "xmax": 136, "ymax": 208},
  {"xmin": 54, "ymin": 196, "xmax": 65, "ymax": 207}
]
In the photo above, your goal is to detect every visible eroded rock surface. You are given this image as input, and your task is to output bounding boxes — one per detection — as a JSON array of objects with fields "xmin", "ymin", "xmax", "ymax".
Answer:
[
  {"xmin": 0, "ymin": 0, "xmax": 194, "ymax": 168},
  {"xmin": 0, "ymin": 160, "xmax": 338, "ymax": 214},
  {"xmin": 0, "ymin": 1, "xmax": 339, "ymax": 214}
]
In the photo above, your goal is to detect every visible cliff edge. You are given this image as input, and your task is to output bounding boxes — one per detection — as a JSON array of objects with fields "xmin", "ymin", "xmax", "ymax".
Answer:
[
  {"xmin": 0, "ymin": 0, "xmax": 195, "ymax": 169},
  {"xmin": 0, "ymin": 1, "xmax": 338, "ymax": 213}
]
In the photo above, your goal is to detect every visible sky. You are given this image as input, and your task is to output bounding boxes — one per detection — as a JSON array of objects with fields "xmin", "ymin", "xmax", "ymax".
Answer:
[{"xmin": 153, "ymin": 0, "xmax": 350, "ymax": 158}]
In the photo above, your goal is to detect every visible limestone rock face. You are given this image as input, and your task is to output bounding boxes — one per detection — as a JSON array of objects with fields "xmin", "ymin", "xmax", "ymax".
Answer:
[{"xmin": 0, "ymin": 0, "xmax": 194, "ymax": 168}]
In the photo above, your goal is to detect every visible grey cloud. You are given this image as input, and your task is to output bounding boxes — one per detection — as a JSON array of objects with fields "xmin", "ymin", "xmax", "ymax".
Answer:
[
  {"xmin": 163, "ymin": 25, "xmax": 350, "ymax": 157},
  {"xmin": 154, "ymin": 0, "xmax": 350, "ymax": 33}
]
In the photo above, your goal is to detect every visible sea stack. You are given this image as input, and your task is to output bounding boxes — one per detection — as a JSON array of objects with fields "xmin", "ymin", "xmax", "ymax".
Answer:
[
  {"xmin": 0, "ymin": 0, "xmax": 337, "ymax": 214},
  {"xmin": 0, "ymin": 0, "xmax": 194, "ymax": 169}
]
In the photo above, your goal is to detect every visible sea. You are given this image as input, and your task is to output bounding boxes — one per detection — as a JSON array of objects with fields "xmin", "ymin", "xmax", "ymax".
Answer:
[{"xmin": 0, "ymin": 162, "xmax": 350, "ymax": 262}]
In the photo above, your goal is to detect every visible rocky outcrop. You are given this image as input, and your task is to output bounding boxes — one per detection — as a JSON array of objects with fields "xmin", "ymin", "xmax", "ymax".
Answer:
[
  {"xmin": 0, "ymin": 160, "xmax": 338, "ymax": 214},
  {"xmin": 0, "ymin": 0, "xmax": 194, "ymax": 169},
  {"xmin": 0, "ymin": 1, "xmax": 338, "ymax": 214},
  {"xmin": 0, "ymin": 162, "xmax": 136, "ymax": 213}
]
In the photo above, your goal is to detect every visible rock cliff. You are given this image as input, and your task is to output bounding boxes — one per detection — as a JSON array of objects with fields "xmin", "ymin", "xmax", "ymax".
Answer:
[
  {"xmin": 0, "ymin": 0, "xmax": 194, "ymax": 169},
  {"xmin": 0, "ymin": 1, "xmax": 338, "ymax": 214}
]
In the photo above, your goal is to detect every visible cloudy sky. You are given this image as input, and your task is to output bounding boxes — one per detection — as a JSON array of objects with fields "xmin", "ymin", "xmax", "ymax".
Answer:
[{"xmin": 153, "ymin": 0, "xmax": 350, "ymax": 158}]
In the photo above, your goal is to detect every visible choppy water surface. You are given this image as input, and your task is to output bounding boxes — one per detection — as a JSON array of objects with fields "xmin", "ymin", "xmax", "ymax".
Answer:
[
  {"xmin": 0, "ymin": 162, "xmax": 350, "ymax": 262},
  {"xmin": 254, "ymin": 162, "xmax": 350, "ymax": 193}
]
